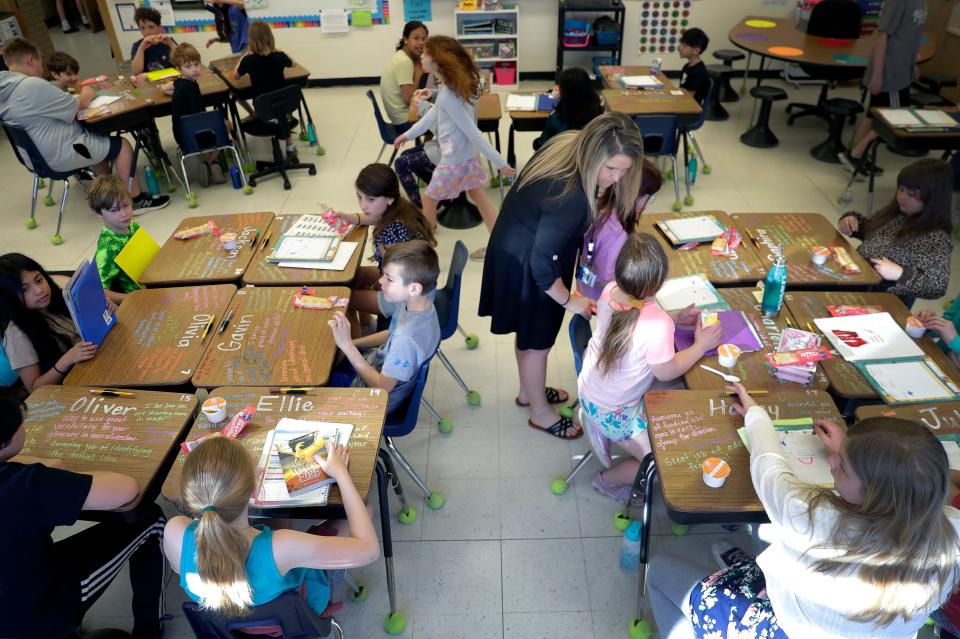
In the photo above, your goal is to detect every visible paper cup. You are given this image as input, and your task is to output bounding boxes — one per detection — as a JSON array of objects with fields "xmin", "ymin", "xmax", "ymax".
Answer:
[
  {"xmin": 701, "ymin": 312, "xmax": 719, "ymax": 329},
  {"xmin": 905, "ymin": 316, "xmax": 926, "ymax": 339},
  {"xmin": 219, "ymin": 232, "xmax": 238, "ymax": 251},
  {"xmin": 702, "ymin": 457, "xmax": 730, "ymax": 488},
  {"xmin": 717, "ymin": 343, "xmax": 742, "ymax": 368},
  {"xmin": 201, "ymin": 397, "xmax": 227, "ymax": 423},
  {"xmin": 810, "ymin": 246, "xmax": 830, "ymax": 266}
]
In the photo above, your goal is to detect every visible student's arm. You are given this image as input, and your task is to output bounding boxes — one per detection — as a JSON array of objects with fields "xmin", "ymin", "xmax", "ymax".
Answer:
[
  {"xmin": 868, "ymin": 31, "xmax": 888, "ymax": 95},
  {"xmin": 105, "ymin": 290, "xmax": 126, "ymax": 305},
  {"xmin": 5, "ymin": 322, "xmax": 97, "ymax": 391},
  {"xmin": 131, "ymin": 38, "xmax": 150, "ymax": 75},
  {"xmin": 273, "ymin": 444, "xmax": 379, "ymax": 573},
  {"xmin": 77, "ymin": 85, "xmax": 96, "ymax": 109},
  {"xmin": 837, "ymin": 211, "xmax": 867, "ymax": 239},
  {"xmin": 96, "ymin": 245, "xmax": 127, "ymax": 306},
  {"xmin": 9, "ymin": 454, "xmax": 63, "ymax": 467},
  {"xmin": 886, "ymin": 231, "xmax": 951, "ymax": 300},
  {"xmin": 82, "ymin": 470, "xmax": 138, "ymax": 510},
  {"xmin": 161, "ymin": 80, "xmax": 175, "ymax": 95},
  {"xmin": 650, "ymin": 321, "xmax": 722, "ymax": 381},
  {"xmin": 162, "ymin": 515, "xmax": 192, "ymax": 574},
  {"xmin": 400, "ymin": 82, "xmax": 416, "ymax": 106},
  {"xmin": 233, "ymin": 52, "xmax": 250, "ymax": 79},
  {"xmin": 328, "ymin": 312, "xmax": 397, "ymax": 391},
  {"xmin": 399, "ymin": 100, "xmax": 437, "ymax": 142},
  {"xmin": 353, "ymin": 330, "xmax": 389, "ymax": 350}
]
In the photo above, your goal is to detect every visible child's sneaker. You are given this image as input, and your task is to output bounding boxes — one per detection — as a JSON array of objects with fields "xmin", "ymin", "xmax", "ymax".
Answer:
[
  {"xmin": 132, "ymin": 194, "xmax": 170, "ymax": 216},
  {"xmin": 592, "ymin": 469, "xmax": 633, "ymax": 504},
  {"xmin": 711, "ymin": 540, "xmax": 753, "ymax": 569}
]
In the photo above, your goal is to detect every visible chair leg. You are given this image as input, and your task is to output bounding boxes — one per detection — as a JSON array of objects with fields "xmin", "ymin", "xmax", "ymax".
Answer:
[
  {"xmin": 28, "ymin": 174, "xmax": 39, "ymax": 226},
  {"xmin": 56, "ymin": 179, "xmax": 69, "ymax": 238},
  {"xmin": 564, "ymin": 449, "xmax": 595, "ymax": 485},
  {"xmin": 46, "ymin": 178, "xmax": 55, "ymax": 204},
  {"xmin": 329, "ymin": 618, "xmax": 343, "ymax": 639},
  {"xmin": 375, "ymin": 142, "xmax": 387, "ymax": 164},
  {"xmin": 378, "ymin": 447, "xmax": 413, "ymax": 516},
  {"xmin": 435, "ymin": 348, "xmax": 475, "ymax": 399},
  {"xmin": 388, "ymin": 146, "xmax": 398, "ymax": 165},
  {"xmin": 689, "ymin": 131, "xmax": 709, "ymax": 172},
  {"xmin": 179, "ymin": 155, "xmax": 194, "ymax": 198},
  {"xmin": 670, "ymin": 155, "xmax": 681, "ymax": 210},
  {"xmin": 383, "ymin": 436, "xmax": 433, "ymax": 500}
]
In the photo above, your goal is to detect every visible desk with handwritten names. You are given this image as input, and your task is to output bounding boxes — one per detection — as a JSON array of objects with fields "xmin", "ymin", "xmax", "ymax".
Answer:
[
  {"xmin": 636, "ymin": 211, "xmax": 765, "ymax": 285},
  {"xmin": 682, "ymin": 287, "xmax": 830, "ymax": 391},
  {"xmin": 191, "ymin": 286, "xmax": 348, "ymax": 388},
  {"xmin": 65, "ymin": 285, "xmax": 236, "ymax": 387},
  {"xmin": 785, "ymin": 291, "xmax": 960, "ymax": 401},
  {"xmin": 645, "ymin": 389, "xmax": 843, "ymax": 522},
  {"xmin": 21, "ymin": 386, "xmax": 197, "ymax": 518},
  {"xmin": 731, "ymin": 212, "xmax": 880, "ymax": 288},
  {"xmin": 855, "ymin": 402, "xmax": 960, "ymax": 435},
  {"xmin": 162, "ymin": 387, "xmax": 387, "ymax": 509},
  {"xmin": 241, "ymin": 216, "xmax": 368, "ymax": 286},
  {"xmin": 140, "ymin": 212, "xmax": 275, "ymax": 287}
]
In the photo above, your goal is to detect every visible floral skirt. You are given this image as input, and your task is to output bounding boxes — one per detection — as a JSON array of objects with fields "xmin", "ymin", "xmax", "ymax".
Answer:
[
  {"xmin": 688, "ymin": 558, "xmax": 790, "ymax": 639},
  {"xmin": 425, "ymin": 157, "xmax": 487, "ymax": 200}
]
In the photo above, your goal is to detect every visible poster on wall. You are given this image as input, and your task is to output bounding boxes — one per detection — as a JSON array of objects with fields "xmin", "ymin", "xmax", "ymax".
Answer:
[
  {"xmin": 638, "ymin": 0, "xmax": 692, "ymax": 54},
  {"xmin": 403, "ymin": 0, "xmax": 431, "ymax": 22},
  {"xmin": 163, "ymin": 0, "xmax": 390, "ymax": 32}
]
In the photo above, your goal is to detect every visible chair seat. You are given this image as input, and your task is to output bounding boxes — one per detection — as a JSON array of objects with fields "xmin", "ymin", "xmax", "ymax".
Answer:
[
  {"xmin": 713, "ymin": 49, "xmax": 745, "ymax": 64},
  {"xmin": 822, "ymin": 97, "xmax": 863, "ymax": 116},
  {"xmin": 910, "ymin": 91, "xmax": 944, "ymax": 107},
  {"xmin": 750, "ymin": 85, "xmax": 787, "ymax": 101},
  {"xmin": 918, "ymin": 73, "xmax": 958, "ymax": 92},
  {"xmin": 241, "ymin": 116, "xmax": 299, "ymax": 137}
]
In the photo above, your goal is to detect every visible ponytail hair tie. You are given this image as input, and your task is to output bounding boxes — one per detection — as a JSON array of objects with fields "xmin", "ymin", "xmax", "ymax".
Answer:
[{"xmin": 201, "ymin": 506, "xmax": 218, "ymax": 514}]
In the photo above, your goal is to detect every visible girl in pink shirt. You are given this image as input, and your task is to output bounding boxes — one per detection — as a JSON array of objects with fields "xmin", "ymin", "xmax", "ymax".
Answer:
[{"xmin": 577, "ymin": 233, "xmax": 721, "ymax": 503}]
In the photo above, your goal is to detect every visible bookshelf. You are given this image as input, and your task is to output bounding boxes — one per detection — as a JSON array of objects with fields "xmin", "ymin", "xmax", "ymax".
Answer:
[{"xmin": 455, "ymin": 6, "xmax": 519, "ymax": 91}]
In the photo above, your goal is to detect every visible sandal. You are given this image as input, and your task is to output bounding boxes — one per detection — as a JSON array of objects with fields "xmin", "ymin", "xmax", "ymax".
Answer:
[
  {"xmin": 528, "ymin": 416, "xmax": 583, "ymax": 440},
  {"xmin": 515, "ymin": 386, "xmax": 570, "ymax": 407}
]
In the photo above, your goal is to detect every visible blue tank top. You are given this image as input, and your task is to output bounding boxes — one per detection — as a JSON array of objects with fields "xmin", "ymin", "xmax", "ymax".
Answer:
[{"xmin": 179, "ymin": 522, "xmax": 330, "ymax": 614}]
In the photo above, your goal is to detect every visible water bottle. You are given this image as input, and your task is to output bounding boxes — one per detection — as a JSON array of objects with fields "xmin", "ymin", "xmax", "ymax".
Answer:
[
  {"xmin": 688, "ymin": 157, "xmax": 698, "ymax": 184},
  {"xmin": 619, "ymin": 520, "xmax": 642, "ymax": 574},
  {"xmin": 761, "ymin": 246, "xmax": 788, "ymax": 318},
  {"xmin": 230, "ymin": 166, "xmax": 242, "ymax": 189},
  {"xmin": 144, "ymin": 166, "xmax": 159, "ymax": 197},
  {"xmin": 650, "ymin": 57, "xmax": 662, "ymax": 76}
]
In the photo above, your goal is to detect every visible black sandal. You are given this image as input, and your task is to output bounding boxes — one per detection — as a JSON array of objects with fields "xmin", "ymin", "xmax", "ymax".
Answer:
[
  {"xmin": 515, "ymin": 386, "xmax": 570, "ymax": 407},
  {"xmin": 528, "ymin": 416, "xmax": 583, "ymax": 440}
]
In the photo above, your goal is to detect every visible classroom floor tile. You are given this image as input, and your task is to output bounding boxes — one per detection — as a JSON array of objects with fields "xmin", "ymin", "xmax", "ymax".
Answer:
[{"xmin": 16, "ymin": 33, "xmax": 960, "ymax": 636}]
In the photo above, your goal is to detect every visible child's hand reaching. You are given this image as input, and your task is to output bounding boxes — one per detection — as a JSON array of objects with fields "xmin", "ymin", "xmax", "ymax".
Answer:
[
  {"xmin": 393, "ymin": 134, "xmax": 409, "ymax": 149},
  {"xmin": 920, "ymin": 314, "xmax": 959, "ymax": 344},
  {"xmin": 813, "ymin": 420, "xmax": 845, "ymax": 455},
  {"xmin": 675, "ymin": 303, "xmax": 700, "ymax": 326},
  {"xmin": 501, "ymin": 166, "xmax": 517, "ymax": 178},
  {"xmin": 412, "ymin": 88, "xmax": 433, "ymax": 103},
  {"xmin": 837, "ymin": 214, "xmax": 859, "ymax": 236},
  {"xmin": 61, "ymin": 341, "xmax": 97, "ymax": 368},
  {"xmin": 315, "ymin": 443, "xmax": 351, "ymax": 483},
  {"xmin": 870, "ymin": 257, "xmax": 903, "ymax": 281},
  {"xmin": 726, "ymin": 382, "xmax": 757, "ymax": 416},
  {"xmin": 694, "ymin": 320, "xmax": 722, "ymax": 353},
  {"xmin": 565, "ymin": 294, "xmax": 594, "ymax": 320},
  {"xmin": 327, "ymin": 311, "xmax": 352, "ymax": 350}
]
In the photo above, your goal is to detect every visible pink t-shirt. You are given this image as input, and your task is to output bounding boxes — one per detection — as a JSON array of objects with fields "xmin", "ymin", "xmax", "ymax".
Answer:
[{"xmin": 577, "ymin": 282, "xmax": 676, "ymax": 410}]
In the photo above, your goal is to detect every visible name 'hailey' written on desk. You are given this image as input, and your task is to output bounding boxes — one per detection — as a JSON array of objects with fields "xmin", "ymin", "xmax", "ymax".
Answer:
[{"xmin": 652, "ymin": 399, "xmax": 787, "ymax": 452}]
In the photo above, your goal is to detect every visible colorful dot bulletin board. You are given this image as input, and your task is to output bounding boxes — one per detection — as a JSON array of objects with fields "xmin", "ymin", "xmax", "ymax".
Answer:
[{"xmin": 638, "ymin": 0, "xmax": 692, "ymax": 54}]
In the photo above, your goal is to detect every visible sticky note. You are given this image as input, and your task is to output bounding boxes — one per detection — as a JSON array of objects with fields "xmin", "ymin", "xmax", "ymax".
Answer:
[
  {"xmin": 115, "ymin": 227, "xmax": 161, "ymax": 284},
  {"xmin": 352, "ymin": 10, "xmax": 372, "ymax": 26}
]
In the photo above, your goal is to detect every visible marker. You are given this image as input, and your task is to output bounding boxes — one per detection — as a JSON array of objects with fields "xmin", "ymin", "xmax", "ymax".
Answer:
[
  {"xmin": 217, "ymin": 308, "xmax": 236, "ymax": 335},
  {"xmin": 723, "ymin": 390, "xmax": 768, "ymax": 396},
  {"xmin": 269, "ymin": 387, "xmax": 311, "ymax": 394},
  {"xmin": 249, "ymin": 230, "xmax": 258, "ymax": 248},
  {"xmin": 259, "ymin": 230, "xmax": 272, "ymax": 251},
  {"xmin": 200, "ymin": 315, "xmax": 216, "ymax": 340},
  {"xmin": 89, "ymin": 388, "xmax": 135, "ymax": 397},
  {"xmin": 745, "ymin": 228, "xmax": 759, "ymax": 246}
]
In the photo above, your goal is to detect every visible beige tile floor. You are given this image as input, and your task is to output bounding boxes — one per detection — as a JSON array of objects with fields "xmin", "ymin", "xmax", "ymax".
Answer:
[{"xmin": 18, "ymin": 27, "xmax": 959, "ymax": 639}]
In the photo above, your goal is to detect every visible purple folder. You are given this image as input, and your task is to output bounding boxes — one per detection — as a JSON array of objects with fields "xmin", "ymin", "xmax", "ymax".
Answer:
[{"xmin": 674, "ymin": 310, "xmax": 763, "ymax": 355}]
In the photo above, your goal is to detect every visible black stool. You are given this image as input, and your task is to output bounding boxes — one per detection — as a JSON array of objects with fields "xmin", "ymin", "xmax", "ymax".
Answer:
[
  {"xmin": 912, "ymin": 73, "xmax": 958, "ymax": 106},
  {"xmin": 741, "ymin": 85, "xmax": 787, "ymax": 148},
  {"xmin": 705, "ymin": 65, "xmax": 730, "ymax": 121},
  {"xmin": 437, "ymin": 192, "xmax": 482, "ymax": 230},
  {"xmin": 712, "ymin": 49, "xmax": 745, "ymax": 102},
  {"xmin": 809, "ymin": 98, "xmax": 863, "ymax": 163}
]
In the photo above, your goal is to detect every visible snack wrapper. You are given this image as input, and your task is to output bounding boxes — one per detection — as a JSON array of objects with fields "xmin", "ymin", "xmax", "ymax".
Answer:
[
  {"xmin": 826, "ymin": 304, "xmax": 883, "ymax": 317},
  {"xmin": 830, "ymin": 246, "xmax": 861, "ymax": 274},
  {"xmin": 174, "ymin": 219, "xmax": 220, "ymax": 240},
  {"xmin": 181, "ymin": 404, "xmax": 256, "ymax": 454},
  {"xmin": 764, "ymin": 347, "xmax": 832, "ymax": 367},
  {"xmin": 711, "ymin": 228, "xmax": 742, "ymax": 259},
  {"xmin": 292, "ymin": 287, "xmax": 348, "ymax": 310}
]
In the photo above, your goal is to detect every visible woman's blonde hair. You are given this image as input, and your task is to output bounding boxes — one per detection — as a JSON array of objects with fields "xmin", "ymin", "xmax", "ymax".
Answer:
[
  {"xmin": 423, "ymin": 35, "xmax": 479, "ymax": 101},
  {"xmin": 180, "ymin": 436, "xmax": 257, "ymax": 616},
  {"xmin": 247, "ymin": 20, "xmax": 275, "ymax": 56},
  {"xmin": 806, "ymin": 417, "xmax": 960, "ymax": 626},
  {"xmin": 596, "ymin": 233, "xmax": 668, "ymax": 375},
  {"xmin": 517, "ymin": 112, "xmax": 644, "ymax": 224}
]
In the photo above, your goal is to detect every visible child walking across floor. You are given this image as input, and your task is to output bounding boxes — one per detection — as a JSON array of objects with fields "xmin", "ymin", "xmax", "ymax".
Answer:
[
  {"xmin": 837, "ymin": 158, "xmax": 953, "ymax": 309},
  {"xmin": 162, "ymin": 436, "xmax": 379, "ymax": 617},
  {"xmin": 578, "ymin": 233, "xmax": 721, "ymax": 503},
  {"xmin": 394, "ymin": 35, "xmax": 515, "ymax": 259}
]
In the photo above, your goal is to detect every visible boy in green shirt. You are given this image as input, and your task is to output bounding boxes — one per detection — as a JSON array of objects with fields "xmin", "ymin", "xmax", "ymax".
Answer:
[{"xmin": 88, "ymin": 175, "xmax": 145, "ymax": 304}]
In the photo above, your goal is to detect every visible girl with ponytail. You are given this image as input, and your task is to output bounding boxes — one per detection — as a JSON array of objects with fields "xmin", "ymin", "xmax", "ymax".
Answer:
[
  {"xmin": 162, "ymin": 436, "xmax": 379, "ymax": 616},
  {"xmin": 577, "ymin": 233, "xmax": 721, "ymax": 503}
]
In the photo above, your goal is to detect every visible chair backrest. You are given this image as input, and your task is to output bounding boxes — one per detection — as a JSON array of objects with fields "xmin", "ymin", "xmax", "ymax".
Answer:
[
  {"xmin": 383, "ymin": 358, "xmax": 433, "ymax": 438},
  {"xmin": 366, "ymin": 90, "xmax": 399, "ymax": 145},
  {"xmin": 182, "ymin": 591, "xmax": 331, "ymax": 639},
  {"xmin": 632, "ymin": 115, "xmax": 679, "ymax": 156},
  {"xmin": 807, "ymin": 0, "xmax": 862, "ymax": 40},
  {"xmin": 568, "ymin": 314, "xmax": 593, "ymax": 375},
  {"xmin": 686, "ymin": 78, "xmax": 713, "ymax": 132},
  {"xmin": 252, "ymin": 85, "xmax": 303, "ymax": 138},
  {"xmin": 433, "ymin": 240, "xmax": 468, "ymax": 341},
  {"xmin": 2, "ymin": 123, "xmax": 65, "ymax": 179},
  {"xmin": 179, "ymin": 110, "xmax": 231, "ymax": 154}
]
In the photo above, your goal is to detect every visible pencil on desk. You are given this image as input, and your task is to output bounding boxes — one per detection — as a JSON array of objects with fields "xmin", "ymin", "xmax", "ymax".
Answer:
[
  {"xmin": 784, "ymin": 316, "xmax": 794, "ymax": 328},
  {"xmin": 745, "ymin": 228, "xmax": 759, "ymax": 246},
  {"xmin": 217, "ymin": 308, "xmax": 236, "ymax": 335},
  {"xmin": 89, "ymin": 389, "xmax": 135, "ymax": 397},
  {"xmin": 259, "ymin": 231, "xmax": 272, "ymax": 251},
  {"xmin": 200, "ymin": 315, "xmax": 216, "ymax": 340},
  {"xmin": 723, "ymin": 390, "xmax": 768, "ymax": 396},
  {"xmin": 269, "ymin": 387, "xmax": 311, "ymax": 394},
  {"xmin": 249, "ymin": 230, "xmax": 258, "ymax": 249}
]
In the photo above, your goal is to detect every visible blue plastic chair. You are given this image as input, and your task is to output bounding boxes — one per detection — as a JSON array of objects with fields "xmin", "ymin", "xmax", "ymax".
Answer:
[
  {"xmin": 177, "ymin": 110, "xmax": 250, "ymax": 207},
  {"xmin": 3, "ymin": 123, "xmax": 90, "ymax": 245},
  {"xmin": 380, "ymin": 358, "xmax": 446, "ymax": 524},
  {"xmin": 365, "ymin": 90, "xmax": 406, "ymax": 165},
  {"xmin": 550, "ymin": 314, "xmax": 595, "ymax": 495},
  {"xmin": 182, "ymin": 591, "xmax": 342, "ymax": 639},
  {"xmin": 632, "ymin": 115, "xmax": 682, "ymax": 211}
]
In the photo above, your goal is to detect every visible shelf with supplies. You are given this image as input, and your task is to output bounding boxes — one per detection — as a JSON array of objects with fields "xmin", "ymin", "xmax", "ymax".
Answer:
[
  {"xmin": 456, "ymin": 5, "xmax": 519, "ymax": 90},
  {"xmin": 557, "ymin": 0, "xmax": 625, "ymax": 76}
]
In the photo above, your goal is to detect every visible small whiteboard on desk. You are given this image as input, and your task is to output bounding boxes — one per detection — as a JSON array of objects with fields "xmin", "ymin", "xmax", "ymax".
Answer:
[{"xmin": 621, "ymin": 75, "xmax": 663, "ymax": 88}]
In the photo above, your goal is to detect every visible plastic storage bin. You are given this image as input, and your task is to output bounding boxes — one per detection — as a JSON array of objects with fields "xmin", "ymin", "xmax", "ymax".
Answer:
[
  {"xmin": 563, "ymin": 19, "xmax": 590, "ymax": 47},
  {"xmin": 494, "ymin": 61, "xmax": 517, "ymax": 85}
]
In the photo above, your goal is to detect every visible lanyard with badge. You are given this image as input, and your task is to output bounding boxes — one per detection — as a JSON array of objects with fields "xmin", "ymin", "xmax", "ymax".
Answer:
[{"xmin": 577, "ymin": 186, "xmax": 603, "ymax": 288}]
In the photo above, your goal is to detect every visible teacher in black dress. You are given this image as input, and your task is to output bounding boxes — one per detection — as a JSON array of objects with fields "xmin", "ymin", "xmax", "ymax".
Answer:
[{"xmin": 479, "ymin": 113, "xmax": 645, "ymax": 439}]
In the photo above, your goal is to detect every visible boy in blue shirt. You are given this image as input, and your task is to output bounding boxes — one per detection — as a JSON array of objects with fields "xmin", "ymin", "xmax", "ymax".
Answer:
[
  {"xmin": 328, "ymin": 240, "xmax": 441, "ymax": 414},
  {"xmin": 130, "ymin": 7, "xmax": 176, "ymax": 74}
]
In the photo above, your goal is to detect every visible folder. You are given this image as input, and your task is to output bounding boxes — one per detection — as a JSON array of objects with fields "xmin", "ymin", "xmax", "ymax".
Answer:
[
  {"xmin": 62, "ymin": 259, "xmax": 115, "ymax": 346},
  {"xmin": 114, "ymin": 227, "xmax": 160, "ymax": 285}
]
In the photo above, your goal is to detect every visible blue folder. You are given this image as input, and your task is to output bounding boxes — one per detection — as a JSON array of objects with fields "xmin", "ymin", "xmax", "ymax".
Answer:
[
  {"xmin": 537, "ymin": 93, "xmax": 559, "ymax": 112},
  {"xmin": 63, "ymin": 259, "xmax": 115, "ymax": 346}
]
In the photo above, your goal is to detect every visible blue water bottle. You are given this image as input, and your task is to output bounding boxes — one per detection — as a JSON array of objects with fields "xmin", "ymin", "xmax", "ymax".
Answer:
[
  {"xmin": 229, "ymin": 166, "xmax": 242, "ymax": 189},
  {"xmin": 761, "ymin": 246, "xmax": 788, "ymax": 318},
  {"xmin": 688, "ymin": 157, "xmax": 698, "ymax": 184},
  {"xmin": 619, "ymin": 521, "xmax": 642, "ymax": 574},
  {"xmin": 144, "ymin": 167, "xmax": 159, "ymax": 197}
]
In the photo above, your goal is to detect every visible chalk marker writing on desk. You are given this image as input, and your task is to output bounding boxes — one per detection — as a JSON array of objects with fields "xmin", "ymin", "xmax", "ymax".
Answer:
[
  {"xmin": 914, "ymin": 405, "xmax": 960, "ymax": 431},
  {"xmin": 178, "ymin": 314, "xmax": 214, "ymax": 347},
  {"xmin": 216, "ymin": 314, "xmax": 254, "ymax": 351}
]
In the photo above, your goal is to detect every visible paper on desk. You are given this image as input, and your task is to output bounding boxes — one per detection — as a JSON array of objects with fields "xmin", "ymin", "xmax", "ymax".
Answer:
[
  {"xmin": 278, "ymin": 241, "xmax": 358, "ymax": 271},
  {"xmin": 916, "ymin": 110, "xmax": 960, "ymax": 127},
  {"xmin": 89, "ymin": 95, "xmax": 122, "ymax": 108},
  {"xmin": 621, "ymin": 75, "xmax": 663, "ymax": 88},
  {"xmin": 505, "ymin": 93, "xmax": 537, "ymax": 111},
  {"xmin": 876, "ymin": 108, "xmax": 924, "ymax": 126},
  {"xmin": 940, "ymin": 439, "xmax": 960, "ymax": 471}
]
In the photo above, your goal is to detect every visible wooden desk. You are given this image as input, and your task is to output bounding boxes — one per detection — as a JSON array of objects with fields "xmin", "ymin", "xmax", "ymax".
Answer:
[
  {"xmin": 682, "ymin": 287, "xmax": 830, "ymax": 391},
  {"xmin": 502, "ymin": 90, "xmax": 551, "ymax": 167},
  {"xmin": 856, "ymin": 402, "xmax": 960, "ymax": 434},
  {"xmin": 242, "ymin": 217, "xmax": 368, "ymax": 287},
  {"xmin": 65, "ymin": 285, "xmax": 236, "ymax": 387},
  {"xmin": 162, "ymin": 387, "xmax": 387, "ymax": 508},
  {"xmin": 637, "ymin": 211, "xmax": 765, "ymax": 285},
  {"xmin": 191, "ymin": 286, "xmax": 348, "ymax": 388},
  {"xmin": 407, "ymin": 92, "xmax": 501, "ymax": 124},
  {"xmin": 601, "ymin": 87, "xmax": 702, "ymax": 117},
  {"xmin": 139, "ymin": 212, "xmax": 275, "ymax": 287},
  {"xmin": 598, "ymin": 65, "xmax": 674, "ymax": 90},
  {"xmin": 645, "ymin": 389, "xmax": 842, "ymax": 522},
  {"xmin": 209, "ymin": 55, "xmax": 311, "ymax": 95},
  {"xmin": 785, "ymin": 291, "xmax": 960, "ymax": 400},
  {"xmin": 730, "ymin": 212, "xmax": 880, "ymax": 288},
  {"xmin": 21, "ymin": 386, "xmax": 197, "ymax": 516}
]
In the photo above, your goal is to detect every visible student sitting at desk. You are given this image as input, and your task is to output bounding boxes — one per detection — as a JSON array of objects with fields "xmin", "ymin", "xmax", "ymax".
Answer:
[
  {"xmin": 837, "ymin": 158, "xmax": 953, "ymax": 309},
  {"xmin": 130, "ymin": 7, "xmax": 176, "ymax": 75},
  {"xmin": 677, "ymin": 27, "xmax": 710, "ymax": 105},
  {"xmin": 533, "ymin": 67, "xmax": 603, "ymax": 151},
  {"xmin": 650, "ymin": 383, "xmax": 960, "ymax": 639},
  {"xmin": 46, "ymin": 51, "xmax": 79, "ymax": 92},
  {"xmin": 0, "ymin": 253, "xmax": 99, "ymax": 393},
  {"xmin": 916, "ymin": 297, "xmax": 960, "ymax": 369},
  {"xmin": 328, "ymin": 240, "xmax": 441, "ymax": 415},
  {"xmin": 204, "ymin": 0, "xmax": 248, "ymax": 54},
  {"xmin": 0, "ymin": 390, "xmax": 167, "ymax": 639},
  {"xmin": 380, "ymin": 20, "xmax": 430, "ymax": 130}
]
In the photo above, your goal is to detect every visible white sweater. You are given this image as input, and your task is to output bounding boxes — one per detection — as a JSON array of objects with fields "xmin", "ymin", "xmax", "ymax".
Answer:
[{"xmin": 745, "ymin": 405, "xmax": 960, "ymax": 639}]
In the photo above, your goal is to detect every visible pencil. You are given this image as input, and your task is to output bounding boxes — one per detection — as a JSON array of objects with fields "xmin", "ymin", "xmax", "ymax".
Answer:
[
  {"xmin": 217, "ymin": 308, "xmax": 236, "ymax": 335},
  {"xmin": 89, "ymin": 389, "xmax": 135, "ymax": 397},
  {"xmin": 200, "ymin": 315, "xmax": 216, "ymax": 340},
  {"xmin": 259, "ymin": 230, "xmax": 272, "ymax": 251},
  {"xmin": 745, "ymin": 228, "xmax": 759, "ymax": 246},
  {"xmin": 723, "ymin": 390, "xmax": 768, "ymax": 396},
  {"xmin": 269, "ymin": 387, "xmax": 311, "ymax": 394},
  {"xmin": 249, "ymin": 230, "xmax": 258, "ymax": 248},
  {"xmin": 784, "ymin": 316, "xmax": 794, "ymax": 328}
]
